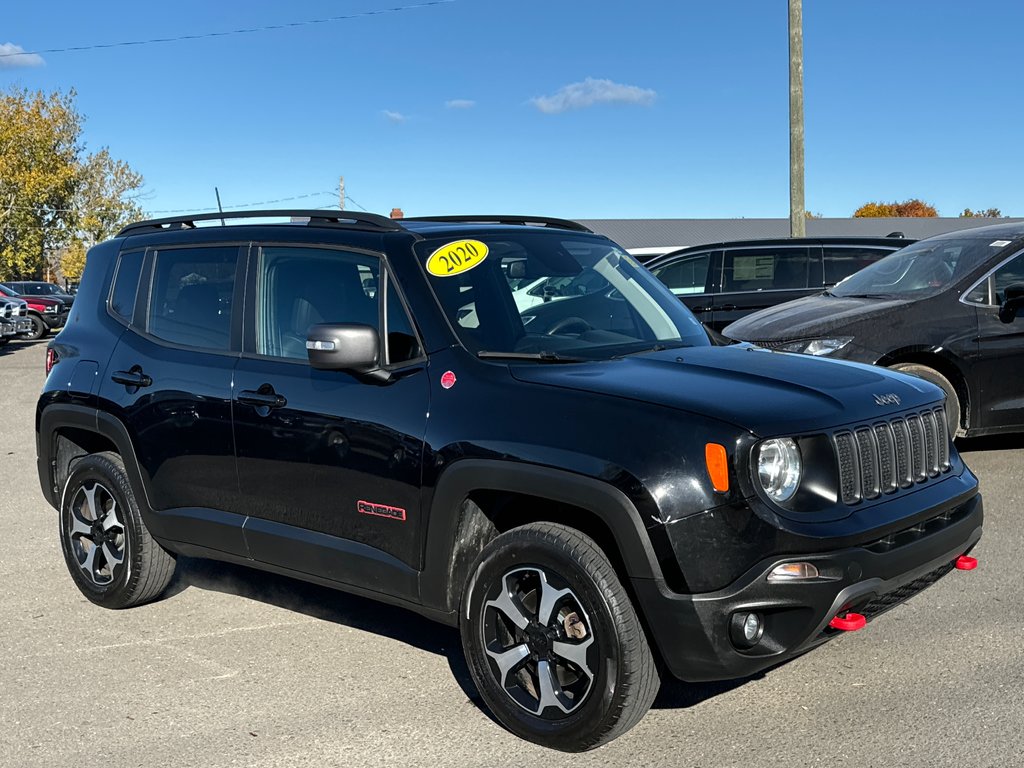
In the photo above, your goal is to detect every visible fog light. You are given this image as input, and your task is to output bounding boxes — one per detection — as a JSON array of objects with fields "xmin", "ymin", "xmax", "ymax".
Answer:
[
  {"xmin": 730, "ymin": 611, "xmax": 764, "ymax": 648},
  {"xmin": 768, "ymin": 561, "xmax": 820, "ymax": 582}
]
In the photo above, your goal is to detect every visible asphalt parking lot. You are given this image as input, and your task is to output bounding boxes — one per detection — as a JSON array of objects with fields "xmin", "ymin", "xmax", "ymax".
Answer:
[{"xmin": 2, "ymin": 339, "xmax": 1022, "ymax": 768}]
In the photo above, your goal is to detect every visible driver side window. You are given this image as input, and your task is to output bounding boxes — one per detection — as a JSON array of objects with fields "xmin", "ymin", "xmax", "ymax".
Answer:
[{"xmin": 993, "ymin": 254, "xmax": 1024, "ymax": 305}]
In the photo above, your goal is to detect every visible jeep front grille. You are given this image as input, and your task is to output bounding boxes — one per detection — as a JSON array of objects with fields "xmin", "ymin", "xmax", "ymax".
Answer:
[{"xmin": 833, "ymin": 407, "xmax": 950, "ymax": 505}]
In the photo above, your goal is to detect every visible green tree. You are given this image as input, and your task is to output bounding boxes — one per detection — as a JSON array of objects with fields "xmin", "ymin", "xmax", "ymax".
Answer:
[
  {"xmin": 0, "ymin": 87, "xmax": 145, "ymax": 280},
  {"xmin": 960, "ymin": 208, "xmax": 1003, "ymax": 218},
  {"xmin": 853, "ymin": 199, "xmax": 938, "ymax": 218},
  {"xmin": 0, "ymin": 89, "xmax": 82, "ymax": 279}
]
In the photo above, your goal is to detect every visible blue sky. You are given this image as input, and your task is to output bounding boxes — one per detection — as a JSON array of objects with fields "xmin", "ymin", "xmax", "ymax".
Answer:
[{"xmin": 2, "ymin": 0, "xmax": 1022, "ymax": 219}]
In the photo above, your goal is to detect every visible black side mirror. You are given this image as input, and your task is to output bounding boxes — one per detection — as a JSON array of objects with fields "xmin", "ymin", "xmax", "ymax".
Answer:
[
  {"xmin": 307, "ymin": 323, "xmax": 380, "ymax": 373},
  {"xmin": 998, "ymin": 284, "xmax": 1024, "ymax": 324}
]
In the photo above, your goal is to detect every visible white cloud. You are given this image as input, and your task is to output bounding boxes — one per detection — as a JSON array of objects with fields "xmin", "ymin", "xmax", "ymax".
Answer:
[
  {"xmin": 383, "ymin": 109, "xmax": 408, "ymax": 123},
  {"xmin": 445, "ymin": 99, "xmax": 476, "ymax": 109},
  {"xmin": 0, "ymin": 42, "xmax": 45, "ymax": 68},
  {"xmin": 530, "ymin": 77, "xmax": 656, "ymax": 115}
]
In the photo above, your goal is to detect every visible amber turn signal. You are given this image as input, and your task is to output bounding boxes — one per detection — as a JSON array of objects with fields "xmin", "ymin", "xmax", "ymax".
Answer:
[{"xmin": 705, "ymin": 443, "xmax": 729, "ymax": 493}]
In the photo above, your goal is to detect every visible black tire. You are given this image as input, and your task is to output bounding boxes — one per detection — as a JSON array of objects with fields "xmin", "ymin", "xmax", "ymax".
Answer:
[
  {"xmin": 0, "ymin": 337, "xmax": 8, "ymax": 347},
  {"xmin": 890, "ymin": 363, "xmax": 962, "ymax": 437},
  {"xmin": 59, "ymin": 452, "xmax": 176, "ymax": 608},
  {"xmin": 27, "ymin": 314, "xmax": 49, "ymax": 340},
  {"xmin": 461, "ymin": 522, "xmax": 659, "ymax": 751}
]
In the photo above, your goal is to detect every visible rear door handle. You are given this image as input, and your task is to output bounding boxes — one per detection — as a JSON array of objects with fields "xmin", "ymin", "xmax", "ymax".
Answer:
[
  {"xmin": 111, "ymin": 368, "xmax": 152, "ymax": 388},
  {"xmin": 716, "ymin": 304, "xmax": 736, "ymax": 312},
  {"xmin": 238, "ymin": 389, "xmax": 287, "ymax": 410}
]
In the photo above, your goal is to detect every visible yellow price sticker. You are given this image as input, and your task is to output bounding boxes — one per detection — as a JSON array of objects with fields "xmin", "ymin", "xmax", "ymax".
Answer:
[{"xmin": 426, "ymin": 239, "xmax": 489, "ymax": 277}]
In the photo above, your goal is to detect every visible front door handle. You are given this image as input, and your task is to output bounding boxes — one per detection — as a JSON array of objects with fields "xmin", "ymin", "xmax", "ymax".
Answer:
[
  {"xmin": 111, "ymin": 367, "xmax": 152, "ymax": 388},
  {"xmin": 238, "ymin": 389, "xmax": 287, "ymax": 410},
  {"xmin": 691, "ymin": 306, "xmax": 713, "ymax": 313}
]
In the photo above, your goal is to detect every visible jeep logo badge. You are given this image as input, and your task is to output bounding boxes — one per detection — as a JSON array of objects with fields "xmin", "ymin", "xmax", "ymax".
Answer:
[{"xmin": 874, "ymin": 393, "xmax": 901, "ymax": 406}]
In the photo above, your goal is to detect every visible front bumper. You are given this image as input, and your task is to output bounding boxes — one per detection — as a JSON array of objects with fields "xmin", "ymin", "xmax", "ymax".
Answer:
[
  {"xmin": 1, "ymin": 321, "xmax": 15, "ymax": 337},
  {"xmin": 633, "ymin": 490, "xmax": 982, "ymax": 682},
  {"xmin": 15, "ymin": 317, "xmax": 33, "ymax": 335},
  {"xmin": 41, "ymin": 311, "xmax": 67, "ymax": 329}
]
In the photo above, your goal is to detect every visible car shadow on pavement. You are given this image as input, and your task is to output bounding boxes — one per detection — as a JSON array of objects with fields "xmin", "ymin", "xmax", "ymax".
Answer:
[
  {"xmin": 166, "ymin": 556, "xmax": 751, "ymax": 716},
  {"xmin": 166, "ymin": 556, "xmax": 481, "ymax": 702}
]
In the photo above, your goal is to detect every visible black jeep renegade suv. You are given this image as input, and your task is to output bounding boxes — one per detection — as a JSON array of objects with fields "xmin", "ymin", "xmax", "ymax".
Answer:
[{"xmin": 37, "ymin": 211, "xmax": 983, "ymax": 751}]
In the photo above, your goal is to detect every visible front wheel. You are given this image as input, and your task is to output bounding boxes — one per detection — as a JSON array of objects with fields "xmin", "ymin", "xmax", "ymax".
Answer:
[
  {"xmin": 27, "ymin": 314, "xmax": 49, "ymax": 340},
  {"xmin": 461, "ymin": 523, "xmax": 659, "ymax": 751},
  {"xmin": 890, "ymin": 363, "xmax": 962, "ymax": 437}
]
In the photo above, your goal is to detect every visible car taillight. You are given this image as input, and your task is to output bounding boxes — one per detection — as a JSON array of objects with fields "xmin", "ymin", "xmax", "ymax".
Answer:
[{"xmin": 45, "ymin": 347, "xmax": 58, "ymax": 374}]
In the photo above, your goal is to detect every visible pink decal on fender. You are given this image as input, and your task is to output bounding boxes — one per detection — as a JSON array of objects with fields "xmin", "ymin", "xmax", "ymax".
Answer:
[{"xmin": 441, "ymin": 370, "xmax": 457, "ymax": 389}]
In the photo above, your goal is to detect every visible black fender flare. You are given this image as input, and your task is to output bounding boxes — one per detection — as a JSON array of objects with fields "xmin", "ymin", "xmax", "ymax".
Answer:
[
  {"xmin": 418, "ymin": 459, "xmax": 665, "ymax": 616},
  {"xmin": 37, "ymin": 403, "xmax": 154, "ymax": 516}
]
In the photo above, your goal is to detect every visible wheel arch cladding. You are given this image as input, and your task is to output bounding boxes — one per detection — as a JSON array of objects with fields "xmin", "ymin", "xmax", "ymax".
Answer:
[{"xmin": 420, "ymin": 459, "xmax": 667, "ymax": 615}]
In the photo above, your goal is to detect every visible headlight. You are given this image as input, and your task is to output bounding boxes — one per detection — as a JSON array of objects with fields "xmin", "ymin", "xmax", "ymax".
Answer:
[
  {"xmin": 756, "ymin": 438, "xmax": 802, "ymax": 503},
  {"xmin": 777, "ymin": 337, "xmax": 852, "ymax": 356},
  {"xmin": 44, "ymin": 305, "xmax": 58, "ymax": 313}
]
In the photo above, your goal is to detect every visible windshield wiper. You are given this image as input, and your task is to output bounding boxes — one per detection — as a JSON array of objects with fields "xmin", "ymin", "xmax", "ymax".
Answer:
[
  {"xmin": 476, "ymin": 350, "xmax": 586, "ymax": 363},
  {"xmin": 611, "ymin": 341, "xmax": 691, "ymax": 359}
]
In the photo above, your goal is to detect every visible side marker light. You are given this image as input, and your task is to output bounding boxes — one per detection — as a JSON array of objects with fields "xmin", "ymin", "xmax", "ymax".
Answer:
[{"xmin": 705, "ymin": 443, "xmax": 729, "ymax": 493}]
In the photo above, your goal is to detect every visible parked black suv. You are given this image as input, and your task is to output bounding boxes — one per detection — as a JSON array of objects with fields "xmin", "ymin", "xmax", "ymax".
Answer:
[
  {"xmin": 723, "ymin": 223, "xmax": 1024, "ymax": 438},
  {"xmin": 37, "ymin": 211, "xmax": 981, "ymax": 751},
  {"xmin": 645, "ymin": 236, "xmax": 912, "ymax": 331}
]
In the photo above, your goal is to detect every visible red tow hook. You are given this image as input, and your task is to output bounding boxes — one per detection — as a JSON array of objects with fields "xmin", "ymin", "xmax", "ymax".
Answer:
[
  {"xmin": 955, "ymin": 555, "xmax": 978, "ymax": 571},
  {"xmin": 829, "ymin": 612, "xmax": 866, "ymax": 632}
]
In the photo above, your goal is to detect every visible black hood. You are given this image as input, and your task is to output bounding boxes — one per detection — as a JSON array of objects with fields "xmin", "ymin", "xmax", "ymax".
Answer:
[
  {"xmin": 723, "ymin": 293, "xmax": 913, "ymax": 342},
  {"xmin": 509, "ymin": 345, "xmax": 943, "ymax": 437}
]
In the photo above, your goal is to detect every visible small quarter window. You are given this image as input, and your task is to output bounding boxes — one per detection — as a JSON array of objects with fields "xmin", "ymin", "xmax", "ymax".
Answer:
[{"xmin": 110, "ymin": 251, "xmax": 144, "ymax": 322}]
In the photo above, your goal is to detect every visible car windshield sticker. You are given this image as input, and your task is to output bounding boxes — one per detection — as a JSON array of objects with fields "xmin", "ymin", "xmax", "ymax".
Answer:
[
  {"xmin": 990, "ymin": 240, "xmax": 1011, "ymax": 247},
  {"xmin": 427, "ymin": 239, "xmax": 489, "ymax": 277}
]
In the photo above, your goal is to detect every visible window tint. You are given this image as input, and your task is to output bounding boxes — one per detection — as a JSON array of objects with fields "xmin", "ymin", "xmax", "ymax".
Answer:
[
  {"xmin": 255, "ymin": 246, "xmax": 380, "ymax": 360},
  {"xmin": 651, "ymin": 253, "xmax": 711, "ymax": 296},
  {"xmin": 722, "ymin": 248, "xmax": 809, "ymax": 293},
  {"xmin": 110, "ymin": 251, "xmax": 144, "ymax": 322},
  {"xmin": 824, "ymin": 247, "xmax": 893, "ymax": 286},
  {"xmin": 993, "ymin": 253, "xmax": 1024, "ymax": 305},
  {"xmin": 148, "ymin": 247, "xmax": 238, "ymax": 350}
]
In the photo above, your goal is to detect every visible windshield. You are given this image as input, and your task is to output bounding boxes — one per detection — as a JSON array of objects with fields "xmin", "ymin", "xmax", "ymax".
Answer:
[
  {"xmin": 0, "ymin": 284, "xmax": 15, "ymax": 297},
  {"xmin": 418, "ymin": 233, "xmax": 709, "ymax": 359},
  {"xmin": 833, "ymin": 236, "xmax": 1004, "ymax": 299}
]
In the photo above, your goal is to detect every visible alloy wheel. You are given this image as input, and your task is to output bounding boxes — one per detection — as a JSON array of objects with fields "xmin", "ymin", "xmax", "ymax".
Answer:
[
  {"xmin": 66, "ymin": 482, "xmax": 126, "ymax": 586},
  {"xmin": 481, "ymin": 566, "xmax": 596, "ymax": 719}
]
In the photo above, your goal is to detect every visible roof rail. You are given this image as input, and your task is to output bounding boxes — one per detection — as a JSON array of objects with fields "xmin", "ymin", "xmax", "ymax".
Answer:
[
  {"xmin": 117, "ymin": 209, "xmax": 403, "ymax": 237},
  {"xmin": 403, "ymin": 215, "xmax": 593, "ymax": 233}
]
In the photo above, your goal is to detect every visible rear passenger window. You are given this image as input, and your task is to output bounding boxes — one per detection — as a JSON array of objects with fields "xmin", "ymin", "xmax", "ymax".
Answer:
[
  {"xmin": 109, "ymin": 251, "xmax": 144, "ymax": 322},
  {"xmin": 255, "ymin": 246, "xmax": 381, "ymax": 361},
  {"xmin": 147, "ymin": 247, "xmax": 238, "ymax": 350},
  {"xmin": 824, "ymin": 247, "xmax": 893, "ymax": 286},
  {"xmin": 651, "ymin": 253, "xmax": 711, "ymax": 296},
  {"xmin": 722, "ymin": 248, "xmax": 809, "ymax": 292}
]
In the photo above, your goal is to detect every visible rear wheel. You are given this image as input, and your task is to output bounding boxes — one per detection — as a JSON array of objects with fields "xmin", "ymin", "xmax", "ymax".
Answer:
[
  {"xmin": 27, "ymin": 314, "xmax": 48, "ymax": 341},
  {"xmin": 461, "ymin": 522, "xmax": 659, "ymax": 751},
  {"xmin": 890, "ymin": 363, "xmax": 962, "ymax": 437},
  {"xmin": 59, "ymin": 452, "xmax": 176, "ymax": 608}
]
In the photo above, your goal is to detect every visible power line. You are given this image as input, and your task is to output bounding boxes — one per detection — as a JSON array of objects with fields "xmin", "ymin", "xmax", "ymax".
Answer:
[
  {"xmin": 5, "ymin": 190, "xmax": 338, "ymax": 215},
  {"xmin": 0, "ymin": 1, "xmax": 455, "ymax": 59}
]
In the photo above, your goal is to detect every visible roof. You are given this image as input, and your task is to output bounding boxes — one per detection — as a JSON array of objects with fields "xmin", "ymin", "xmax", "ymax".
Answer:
[{"xmin": 576, "ymin": 217, "xmax": 1024, "ymax": 249}]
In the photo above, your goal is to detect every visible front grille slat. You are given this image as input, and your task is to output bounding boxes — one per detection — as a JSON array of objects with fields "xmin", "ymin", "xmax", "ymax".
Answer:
[{"xmin": 835, "ymin": 406, "xmax": 951, "ymax": 505}]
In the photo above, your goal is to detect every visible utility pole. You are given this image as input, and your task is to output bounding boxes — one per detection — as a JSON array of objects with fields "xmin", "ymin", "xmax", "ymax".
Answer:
[
  {"xmin": 789, "ymin": 0, "xmax": 806, "ymax": 237},
  {"xmin": 339, "ymin": 176, "xmax": 345, "ymax": 210}
]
